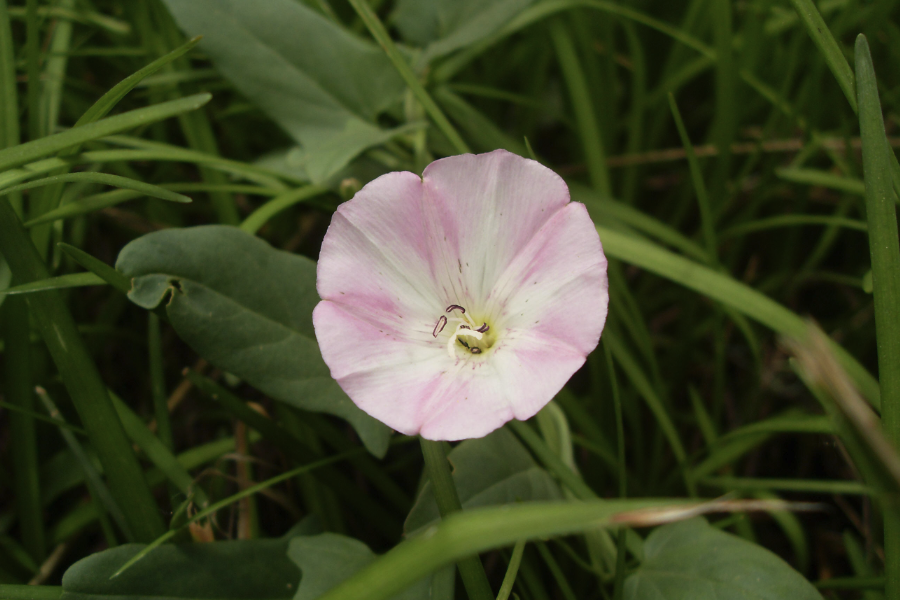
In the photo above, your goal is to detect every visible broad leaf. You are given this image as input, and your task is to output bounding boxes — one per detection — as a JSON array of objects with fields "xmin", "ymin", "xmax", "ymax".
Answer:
[
  {"xmin": 161, "ymin": 0, "xmax": 406, "ymax": 183},
  {"xmin": 289, "ymin": 533, "xmax": 453, "ymax": 600},
  {"xmin": 116, "ymin": 226, "xmax": 391, "ymax": 457},
  {"xmin": 392, "ymin": 0, "xmax": 537, "ymax": 62},
  {"xmin": 624, "ymin": 518, "xmax": 822, "ymax": 600},
  {"xmin": 61, "ymin": 539, "xmax": 299, "ymax": 600},
  {"xmin": 404, "ymin": 427, "xmax": 562, "ymax": 535}
]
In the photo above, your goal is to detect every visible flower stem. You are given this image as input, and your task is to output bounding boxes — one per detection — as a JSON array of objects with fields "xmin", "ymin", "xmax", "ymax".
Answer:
[{"xmin": 419, "ymin": 438, "xmax": 493, "ymax": 600}]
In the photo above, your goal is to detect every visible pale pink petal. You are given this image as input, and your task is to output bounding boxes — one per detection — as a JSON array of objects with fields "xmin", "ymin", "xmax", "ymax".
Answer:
[
  {"xmin": 316, "ymin": 171, "xmax": 440, "ymax": 331},
  {"xmin": 491, "ymin": 202, "xmax": 608, "ymax": 356},
  {"xmin": 419, "ymin": 150, "xmax": 571, "ymax": 305},
  {"xmin": 313, "ymin": 300, "xmax": 446, "ymax": 435},
  {"xmin": 417, "ymin": 332, "xmax": 589, "ymax": 440}
]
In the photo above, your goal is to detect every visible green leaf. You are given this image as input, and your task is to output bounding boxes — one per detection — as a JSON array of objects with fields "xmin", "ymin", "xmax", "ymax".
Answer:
[
  {"xmin": 61, "ymin": 539, "xmax": 299, "ymax": 600},
  {"xmin": 2, "ymin": 272, "xmax": 105, "ymax": 295},
  {"xmin": 160, "ymin": 0, "xmax": 405, "ymax": 182},
  {"xmin": 391, "ymin": 0, "xmax": 537, "ymax": 62},
  {"xmin": 0, "ymin": 94, "xmax": 210, "ymax": 172},
  {"xmin": 115, "ymin": 225, "xmax": 390, "ymax": 457},
  {"xmin": 405, "ymin": 428, "xmax": 563, "ymax": 536},
  {"xmin": 289, "ymin": 533, "xmax": 452, "ymax": 600},
  {"xmin": 624, "ymin": 518, "xmax": 822, "ymax": 600}
]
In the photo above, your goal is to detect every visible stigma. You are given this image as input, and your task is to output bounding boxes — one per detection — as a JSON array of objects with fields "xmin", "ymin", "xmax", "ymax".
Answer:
[{"xmin": 432, "ymin": 304, "xmax": 490, "ymax": 358}]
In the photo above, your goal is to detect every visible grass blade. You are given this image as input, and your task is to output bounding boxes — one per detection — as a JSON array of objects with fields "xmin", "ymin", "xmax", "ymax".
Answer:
[
  {"xmin": 0, "ymin": 196, "xmax": 165, "ymax": 542},
  {"xmin": 57, "ymin": 243, "xmax": 131, "ymax": 293},
  {"xmin": 76, "ymin": 36, "xmax": 202, "ymax": 127},
  {"xmin": 24, "ymin": 188, "xmax": 177, "ymax": 228},
  {"xmin": 0, "ymin": 0, "xmax": 17, "ymax": 149},
  {"xmin": 550, "ymin": 18, "xmax": 611, "ymax": 196},
  {"xmin": 0, "ymin": 93, "xmax": 211, "ymax": 172},
  {"xmin": 2, "ymin": 172, "xmax": 192, "ymax": 203},
  {"xmin": 315, "ymin": 498, "xmax": 791, "ymax": 600},
  {"xmin": 2, "ymin": 296, "xmax": 44, "ymax": 563},
  {"xmin": 346, "ymin": 0, "xmax": 471, "ymax": 155},
  {"xmin": 37, "ymin": 388, "xmax": 126, "ymax": 545},
  {"xmin": 786, "ymin": 0, "xmax": 856, "ymax": 111},
  {"xmin": 668, "ymin": 93, "xmax": 716, "ymax": 259},
  {"xmin": 595, "ymin": 224, "xmax": 881, "ymax": 407},
  {"xmin": 2, "ymin": 272, "xmax": 105, "ymax": 295},
  {"xmin": 776, "ymin": 168, "xmax": 866, "ymax": 196},
  {"xmin": 856, "ymin": 33, "xmax": 900, "ymax": 599},
  {"xmin": 108, "ymin": 390, "xmax": 209, "ymax": 507}
]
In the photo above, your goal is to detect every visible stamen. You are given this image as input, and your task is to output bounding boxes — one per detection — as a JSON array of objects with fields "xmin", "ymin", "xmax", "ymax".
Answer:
[
  {"xmin": 446, "ymin": 304, "xmax": 466, "ymax": 313},
  {"xmin": 446, "ymin": 322, "xmax": 483, "ymax": 358},
  {"xmin": 475, "ymin": 323, "xmax": 489, "ymax": 333},
  {"xmin": 470, "ymin": 347, "xmax": 482, "ymax": 354},
  {"xmin": 432, "ymin": 315, "xmax": 447, "ymax": 337}
]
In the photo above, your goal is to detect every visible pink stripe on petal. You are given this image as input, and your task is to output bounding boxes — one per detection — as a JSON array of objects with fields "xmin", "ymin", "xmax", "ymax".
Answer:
[
  {"xmin": 417, "ymin": 368, "xmax": 516, "ymax": 441},
  {"xmin": 492, "ymin": 329, "xmax": 590, "ymax": 420},
  {"xmin": 338, "ymin": 358, "xmax": 453, "ymax": 436},
  {"xmin": 421, "ymin": 150, "xmax": 571, "ymax": 302},
  {"xmin": 313, "ymin": 301, "xmax": 443, "ymax": 379},
  {"xmin": 317, "ymin": 171, "xmax": 442, "ymax": 320},
  {"xmin": 491, "ymin": 202, "xmax": 608, "ymax": 356}
]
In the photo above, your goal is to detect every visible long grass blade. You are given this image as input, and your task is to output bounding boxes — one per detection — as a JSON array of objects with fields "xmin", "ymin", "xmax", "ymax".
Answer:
[
  {"xmin": 2, "ymin": 272, "xmax": 105, "ymax": 295},
  {"xmin": 0, "ymin": 196, "xmax": 165, "ymax": 542},
  {"xmin": 345, "ymin": 0, "xmax": 471, "ymax": 155},
  {"xmin": 856, "ymin": 34, "xmax": 900, "ymax": 599},
  {"xmin": 595, "ymin": 224, "xmax": 881, "ymax": 406},
  {"xmin": 0, "ymin": 94, "xmax": 211, "ymax": 172}
]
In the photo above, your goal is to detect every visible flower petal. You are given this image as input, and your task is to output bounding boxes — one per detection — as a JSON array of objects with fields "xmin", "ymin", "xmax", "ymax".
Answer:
[
  {"xmin": 491, "ymin": 201, "xmax": 608, "ymax": 356},
  {"xmin": 313, "ymin": 300, "xmax": 447, "ymax": 435},
  {"xmin": 316, "ymin": 171, "xmax": 440, "ymax": 333},
  {"xmin": 415, "ymin": 331, "xmax": 589, "ymax": 440},
  {"xmin": 420, "ymin": 149, "xmax": 571, "ymax": 306}
]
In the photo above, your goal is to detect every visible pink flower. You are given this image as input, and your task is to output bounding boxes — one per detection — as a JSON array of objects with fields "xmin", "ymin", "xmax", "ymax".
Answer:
[{"xmin": 312, "ymin": 150, "xmax": 608, "ymax": 440}]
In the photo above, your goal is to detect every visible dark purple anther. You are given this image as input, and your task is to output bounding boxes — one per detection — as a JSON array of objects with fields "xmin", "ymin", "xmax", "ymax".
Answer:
[
  {"xmin": 432, "ymin": 315, "xmax": 448, "ymax": 337},
  {"xmin": 446, "ymin": 304, "xmax": 466, "ymax": 313},
  {"xmin": 470, "ymin": 347, "xmax": 482, "ymax": 354},
  {"xmin": 475, "ymin": 323, "xmax": 489, "ymax": 333}
]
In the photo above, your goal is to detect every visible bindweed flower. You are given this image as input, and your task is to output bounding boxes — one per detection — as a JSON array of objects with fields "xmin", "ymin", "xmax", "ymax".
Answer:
[{"xmin": 313, "ymin": 150, "xmax": 608, "ymax": 440}]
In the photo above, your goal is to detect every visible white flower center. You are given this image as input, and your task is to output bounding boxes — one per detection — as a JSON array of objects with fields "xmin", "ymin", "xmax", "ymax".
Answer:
[{"xmin": 432, "ymin": 304, "xmax": 491, "ymax": 358}]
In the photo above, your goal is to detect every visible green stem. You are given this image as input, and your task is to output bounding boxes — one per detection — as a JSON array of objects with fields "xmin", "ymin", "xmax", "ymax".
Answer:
[
  {"xmin": 346, "ymin": 0, "xmax": 471, "ymax": 156},
  {"xmin": 148, "ymin": 313, "xmax": 173, "ymax": 450},
  {"xmin": 419, "ymin": 438, "xmax": 493, "ymax": 600},
  {"xmin": 855, "ymin": 34, "xmax": 900, "ymax": 600},
  {"xmin": 496, "ymin": 540, "xmax": 526, "ymax": 600},
  {"xmin": 606, "ymin": 344, "xmax": 628, "ymax": 600}
]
